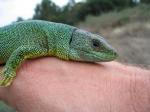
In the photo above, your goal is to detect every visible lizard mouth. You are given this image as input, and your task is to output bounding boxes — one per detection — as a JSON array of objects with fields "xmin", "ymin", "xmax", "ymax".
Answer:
[{"xmin": 77, "ymin": 49, "xmax": 118, "ymax": 62}]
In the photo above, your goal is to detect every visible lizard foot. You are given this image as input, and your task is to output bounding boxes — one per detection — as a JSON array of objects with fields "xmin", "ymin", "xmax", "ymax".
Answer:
[{"xmin": 0, "ymin": 68, "xmax": 16, "ymax": 87}]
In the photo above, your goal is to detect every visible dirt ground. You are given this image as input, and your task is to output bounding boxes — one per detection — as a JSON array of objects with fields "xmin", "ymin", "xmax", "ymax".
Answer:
[
  {"xmin": 79, "ymin": 22, "xmax": 150, "ymax": 68},
  {"xmin": 100, "ymin": 22, "xmax": 150, "ymax": 68}
]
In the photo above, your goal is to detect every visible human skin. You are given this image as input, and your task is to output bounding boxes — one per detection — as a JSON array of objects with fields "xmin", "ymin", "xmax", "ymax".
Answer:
[{"xmin": 0, "ymin": 57, "xmax": 150, "ymax": 112}]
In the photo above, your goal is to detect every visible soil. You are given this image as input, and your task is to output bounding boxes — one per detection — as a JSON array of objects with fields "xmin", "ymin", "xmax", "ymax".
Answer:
[
  {"xmin": 101, "ymin": 22, "xmax": 150, "ymax": 68},
  {"xmin": 79, "ymin": 22, "xmax": 150, "ymax": 68}
]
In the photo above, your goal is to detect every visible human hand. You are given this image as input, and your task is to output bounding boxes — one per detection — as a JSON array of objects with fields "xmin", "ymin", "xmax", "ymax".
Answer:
[{"xmin": 0, "ymin": 57, "xmax": 150, "ymax": 112}]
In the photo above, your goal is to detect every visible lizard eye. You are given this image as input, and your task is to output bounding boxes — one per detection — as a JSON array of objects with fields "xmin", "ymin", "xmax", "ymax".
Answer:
[{"xmin": 92, "ymin": 39, "xmax": 101, "ymax": 48}]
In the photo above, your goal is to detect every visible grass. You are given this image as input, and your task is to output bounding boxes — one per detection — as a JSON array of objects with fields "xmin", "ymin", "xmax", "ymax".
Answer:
[
  {"xmin": 78, "ymin": 4, "xmax": 150, "ymax": 32},
  {"xmin": 78, "ymin": 4, "xmax": 150, "ymax": 67}
]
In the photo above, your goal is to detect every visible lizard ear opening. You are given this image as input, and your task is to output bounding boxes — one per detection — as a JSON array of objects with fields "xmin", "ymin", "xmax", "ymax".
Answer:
[
  {"xmin": 69, "ymin": 29, "xmax": 77, "ymax": 45},
  {"xmin": 69, "ymin": 35, "xmax": 73, "ymax": 45}
]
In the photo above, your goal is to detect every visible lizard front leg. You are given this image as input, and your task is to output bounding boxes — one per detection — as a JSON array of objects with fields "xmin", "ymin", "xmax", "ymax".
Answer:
[{"xmin": 0, "ymin": 45, "xmax": 47, "ymax": 87}]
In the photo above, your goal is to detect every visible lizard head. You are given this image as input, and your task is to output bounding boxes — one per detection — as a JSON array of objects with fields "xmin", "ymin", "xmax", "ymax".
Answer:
[{"xmin": 69, "ymin": 29, "xmax": 118, "ymax": 62}]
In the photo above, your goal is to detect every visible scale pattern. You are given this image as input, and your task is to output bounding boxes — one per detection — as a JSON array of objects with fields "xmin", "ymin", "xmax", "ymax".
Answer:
[
  {"xmin": 0, "ymin": 20, "xmax": 117, "ymax": 87},
  {"xmin": 0, "ymin": 20, "xmax": 75, "ymax": 86}
]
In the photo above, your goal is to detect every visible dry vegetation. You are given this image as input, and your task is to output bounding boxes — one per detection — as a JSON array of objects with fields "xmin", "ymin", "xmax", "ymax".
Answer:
[{"xmin": 78, "ymin": 4, "xmax": 150, "ymax": 68}]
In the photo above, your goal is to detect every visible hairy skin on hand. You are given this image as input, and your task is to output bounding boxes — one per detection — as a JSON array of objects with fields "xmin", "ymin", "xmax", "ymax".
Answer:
[{"xmin": 0, "ymin": 57, "xmax": 150, "ymax": 112}]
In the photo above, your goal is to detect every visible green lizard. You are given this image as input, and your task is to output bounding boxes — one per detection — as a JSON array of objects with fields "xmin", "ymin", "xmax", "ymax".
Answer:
[{"xmin": 0, "ymin": 20, "xmax": 118, "ymax": 87}]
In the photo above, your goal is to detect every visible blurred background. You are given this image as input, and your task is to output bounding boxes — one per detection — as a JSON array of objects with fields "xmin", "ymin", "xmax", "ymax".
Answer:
[{"xmin": 0, "ymin": 0, "xmax": 150, "ymax": 111}]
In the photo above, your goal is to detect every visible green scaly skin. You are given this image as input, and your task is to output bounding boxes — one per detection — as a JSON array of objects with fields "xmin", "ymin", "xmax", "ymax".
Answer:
[{"xmin": 0, "ymin": 20, "xmax": 118, "ymax": 87}]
